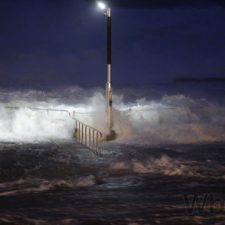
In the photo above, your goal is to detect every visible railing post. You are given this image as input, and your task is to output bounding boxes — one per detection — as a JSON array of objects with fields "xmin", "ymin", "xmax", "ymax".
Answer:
[
  {"xmin": 89, "ymin": 128, "xmax": 91, "ymax": 147},
  {"xmin": 78, "ymin": 122, "xmax": 80, "ymax": 141},
  {"xmin": 85, "ymin": 126, "xmax": 87, "ymax": 145}
]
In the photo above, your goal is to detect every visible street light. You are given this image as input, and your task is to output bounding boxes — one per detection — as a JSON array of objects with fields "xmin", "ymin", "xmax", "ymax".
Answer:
[
  {"xmin": 97, "ymin": 1, "xmax": 116, "ymax": 141},
  {"xmin": 97, "ymin": 1, "xmax": 106, "ymax": 10}
]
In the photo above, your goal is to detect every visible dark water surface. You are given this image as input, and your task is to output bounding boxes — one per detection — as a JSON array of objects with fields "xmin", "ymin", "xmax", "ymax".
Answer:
[{"xmin": 0, "ymin": 142, "xmax": 225, "ymax": 224}]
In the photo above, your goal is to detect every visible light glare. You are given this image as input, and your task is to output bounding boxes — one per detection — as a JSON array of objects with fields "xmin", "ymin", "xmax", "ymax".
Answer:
[{"xmin": 97, "ymin": 1, "xmax": 106, "ymax": 10}]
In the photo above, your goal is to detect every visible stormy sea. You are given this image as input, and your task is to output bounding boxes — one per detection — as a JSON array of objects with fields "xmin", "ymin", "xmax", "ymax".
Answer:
[{"xmin": 0, "ymin": 83, "xmax": 225, "ymax": 225}]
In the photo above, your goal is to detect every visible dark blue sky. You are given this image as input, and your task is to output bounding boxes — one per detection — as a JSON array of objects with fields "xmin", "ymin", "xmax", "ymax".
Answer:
[{"xmin": 0, "ymin": 0, "xmax": 225, "ymax": 88}]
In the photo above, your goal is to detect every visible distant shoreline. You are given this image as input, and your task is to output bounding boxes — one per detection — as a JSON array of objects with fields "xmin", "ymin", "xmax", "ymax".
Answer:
[{"xmin": 174, "ymin": 77, "xmax": 225, "ymax": 83}]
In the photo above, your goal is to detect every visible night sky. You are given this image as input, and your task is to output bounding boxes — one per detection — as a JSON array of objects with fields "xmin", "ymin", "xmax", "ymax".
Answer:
[{"xmin": 0, "ymin": 0, "xmax": 225, "ymax": 89}]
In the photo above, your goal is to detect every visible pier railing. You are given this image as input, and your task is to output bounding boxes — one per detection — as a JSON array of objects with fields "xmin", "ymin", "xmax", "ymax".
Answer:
[{"xmin": 73, "ymin": 118, "xmax": 103, "ymax": 155}]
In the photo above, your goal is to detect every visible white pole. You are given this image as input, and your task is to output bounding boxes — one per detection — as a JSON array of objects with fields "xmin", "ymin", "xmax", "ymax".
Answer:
[{"xmin": 106, "ymin": 7, "xmax": 113, "ymax": 132}]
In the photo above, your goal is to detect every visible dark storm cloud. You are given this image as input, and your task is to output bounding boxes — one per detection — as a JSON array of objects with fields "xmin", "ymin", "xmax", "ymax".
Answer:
[{"xmin": 87, "ymin": 0, "xmax": 225, "ymax": 8}]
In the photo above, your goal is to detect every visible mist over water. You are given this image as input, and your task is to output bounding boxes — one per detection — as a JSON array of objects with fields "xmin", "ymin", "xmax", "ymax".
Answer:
[{"xmin": 0, "ymin": 85, "xmax": 224, "ymax": 144}]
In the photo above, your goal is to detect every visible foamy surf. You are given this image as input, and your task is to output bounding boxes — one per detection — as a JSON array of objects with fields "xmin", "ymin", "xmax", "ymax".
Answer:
[
  {"xmin": 0, "ymin": 175, "xmax": 96, "ymax": 197},
  {"xmin": 0, "ymin": 139, "xmax": 224, "ymax": 224},
  {"xmin": 0, "ymin": 86, "xmax": 224, "ymax": 144}
]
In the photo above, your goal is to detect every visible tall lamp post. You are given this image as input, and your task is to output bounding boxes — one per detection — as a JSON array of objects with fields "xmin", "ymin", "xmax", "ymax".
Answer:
[{"xmin": 97, "ymin": 1, "xmax": 116, "ymax": 141}]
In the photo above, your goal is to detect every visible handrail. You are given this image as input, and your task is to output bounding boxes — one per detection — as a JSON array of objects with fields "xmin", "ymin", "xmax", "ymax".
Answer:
[
  {"xmin": 73, "ymin": 118, "xmax": 103, "ymax": 155},
  {"xmin": 5, "ymin": 106, "xmax": 75, "ymax": 117}
]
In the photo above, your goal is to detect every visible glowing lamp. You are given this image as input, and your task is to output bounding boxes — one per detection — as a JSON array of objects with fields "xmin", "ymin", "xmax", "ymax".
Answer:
[{"xmin": 97, "ymin": 1, "xmax": 107, "ymax": 10}]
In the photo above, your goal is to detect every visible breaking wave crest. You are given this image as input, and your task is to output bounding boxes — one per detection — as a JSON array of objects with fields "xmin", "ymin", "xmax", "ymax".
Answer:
[
  {"xmin": 0, "ymin": 175, "xmax": 96, "ymax": 196},
  {"xmin": 0, "ymin": 86, "xmax": 224, "ymax": 144}
]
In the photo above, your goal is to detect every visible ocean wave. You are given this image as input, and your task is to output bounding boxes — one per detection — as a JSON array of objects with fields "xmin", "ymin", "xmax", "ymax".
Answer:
[
  {"xmin": 0, "ymin": 87, "xmax": 224, "ymax": 144},
  {"xmin": 0, "ymin": 175, "xmax": 96, "ymax": 196},
  {"xmin": 109, "ymin": 155, "xmax": 198, "ymax": 176}
]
